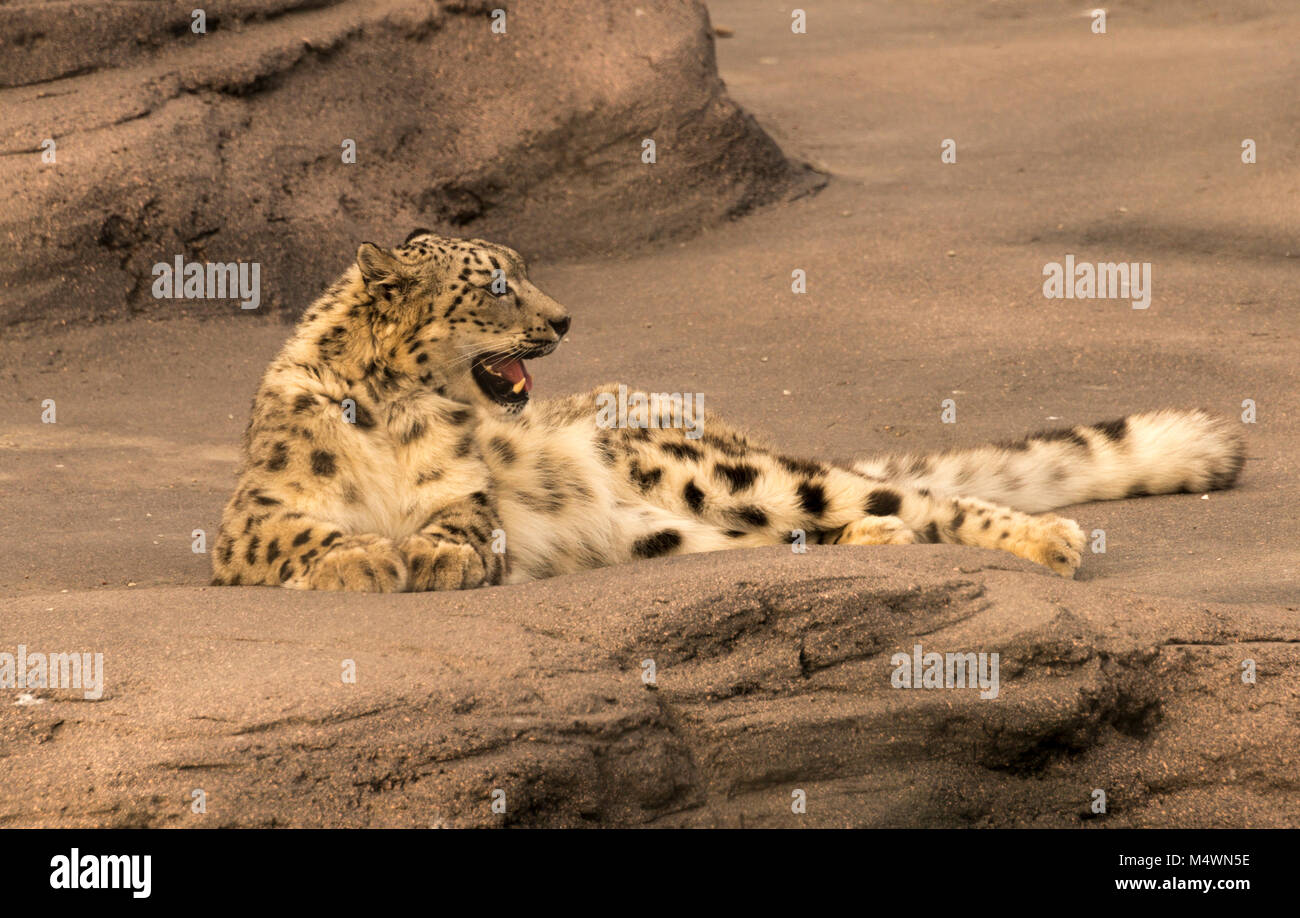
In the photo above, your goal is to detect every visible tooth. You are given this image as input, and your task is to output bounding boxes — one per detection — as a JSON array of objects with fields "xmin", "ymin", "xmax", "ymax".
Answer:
[{"xmin": 511, "ymin": 378, "xmax": 526, "ymax": 394}]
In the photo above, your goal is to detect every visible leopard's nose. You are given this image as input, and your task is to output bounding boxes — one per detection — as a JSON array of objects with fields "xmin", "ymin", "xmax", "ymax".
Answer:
[{"xmin": 548, "ymin": 316, "xmax": 571, "ymax": 337}]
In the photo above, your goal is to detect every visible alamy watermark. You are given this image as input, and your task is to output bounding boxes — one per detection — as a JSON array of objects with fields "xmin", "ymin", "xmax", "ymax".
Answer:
[
  {"xmin": 890, "ymin": 643, "xmax": 999, "ymax": 699},
  {"xmin": 2, "ymin": 645, "xmax": 104, "ymax": 700},
  {"xmin": 595, "ymin": 383, "xmax": 704, "ymax": 439},
  {"xmin": 1043, "ymin": 255, "xmax": 1151, "ymax": 309},
  {"xmin": 152, "ymin": 255, "xmax": 261, "ymax": 309}
]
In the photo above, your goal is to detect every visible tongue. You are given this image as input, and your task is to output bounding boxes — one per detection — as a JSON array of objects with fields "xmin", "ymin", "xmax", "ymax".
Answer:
[{"xmin": 488, "ymin": 356, "xmax": 533, "ymax": 393}]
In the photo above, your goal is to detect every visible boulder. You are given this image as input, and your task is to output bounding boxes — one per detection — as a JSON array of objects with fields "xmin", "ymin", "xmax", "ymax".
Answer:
[
  {"xmin": 3, "ymin": 547, "xmax": 1295, "ymax": 827},
  {"xmin": 0, "ymin": 0, "xmax": 818, "ymax": 324}
]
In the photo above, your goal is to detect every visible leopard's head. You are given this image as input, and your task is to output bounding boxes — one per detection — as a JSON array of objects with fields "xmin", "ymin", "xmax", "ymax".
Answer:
[{"xmin": 352, "ymin": 230, "xmax": 571, "ymax": 414}]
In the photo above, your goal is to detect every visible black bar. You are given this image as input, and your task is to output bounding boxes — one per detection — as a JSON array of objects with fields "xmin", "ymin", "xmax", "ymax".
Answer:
[{"xmin": 1, "ymin": 828, "xmax": 1280, "ymax": 904}]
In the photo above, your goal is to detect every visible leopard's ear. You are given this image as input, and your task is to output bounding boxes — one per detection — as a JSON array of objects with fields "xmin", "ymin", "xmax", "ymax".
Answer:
[
  {"xmin": 356, "ymin": 242, "xmax": 407, "ymax": 286},
  {"xmin": 403, "ymin": 227, "xmax": 433, "ymax": 245}
]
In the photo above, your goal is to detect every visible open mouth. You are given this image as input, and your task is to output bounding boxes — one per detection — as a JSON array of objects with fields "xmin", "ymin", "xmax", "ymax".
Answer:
[{"xmin": 471, "ymin": 344, "xmax": 553, "ymax": 407}]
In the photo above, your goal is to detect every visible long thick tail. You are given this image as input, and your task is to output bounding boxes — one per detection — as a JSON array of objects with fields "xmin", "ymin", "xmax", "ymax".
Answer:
[{"xmin": 852, "ymin": 409, "xmax": 1245, "ymax": 514}]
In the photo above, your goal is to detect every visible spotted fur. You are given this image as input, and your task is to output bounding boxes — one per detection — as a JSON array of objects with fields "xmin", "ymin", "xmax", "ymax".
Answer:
[{"xmin": 214, "ymin": 233, "xmax": 1246, "ymax": 590}]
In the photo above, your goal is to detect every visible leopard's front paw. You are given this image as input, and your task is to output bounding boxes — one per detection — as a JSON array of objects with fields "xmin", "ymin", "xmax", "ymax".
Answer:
[
  {"xmin": 290, "ymin": 534, "xmax": 408, "ymax": 592},
  {"xmin": 400, "ymin": 534, "xmax": 487, "ymax": 592},
  {"xmin": 1022, "ymin": 515, "xmax": 1085, "ymax": 578}
]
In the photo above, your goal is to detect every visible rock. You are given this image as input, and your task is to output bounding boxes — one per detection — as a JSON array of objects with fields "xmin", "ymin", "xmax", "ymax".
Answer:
[
  {"xmin": 0, "ymin": 0, "xmax": 819, "ymax": 325},
  {"xmin": 2, "ymin": 547, "xmax": 1295, "ymax": 827}
]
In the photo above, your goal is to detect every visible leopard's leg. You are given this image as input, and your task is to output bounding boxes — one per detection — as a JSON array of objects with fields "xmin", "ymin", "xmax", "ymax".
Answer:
[
  {"xmin": 212, "ymin": 507, "xmax": 407, "ymax": 592},
  {"xmin": 400, "ymin": 491, "xmax": 507, "ymax": 591},
  {"xmin": 822, "ymin": 473, "xmax": 1085, "ymax": 577},
  {"xmin": 609, "ymin": 423, "xmax": 1083, "ymax": 576}
]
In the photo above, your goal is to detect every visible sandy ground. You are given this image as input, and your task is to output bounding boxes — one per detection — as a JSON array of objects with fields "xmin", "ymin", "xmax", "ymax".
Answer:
[{"xmin": 0, "ymin": 0, "xmax": 1296, "ymax": 826}]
